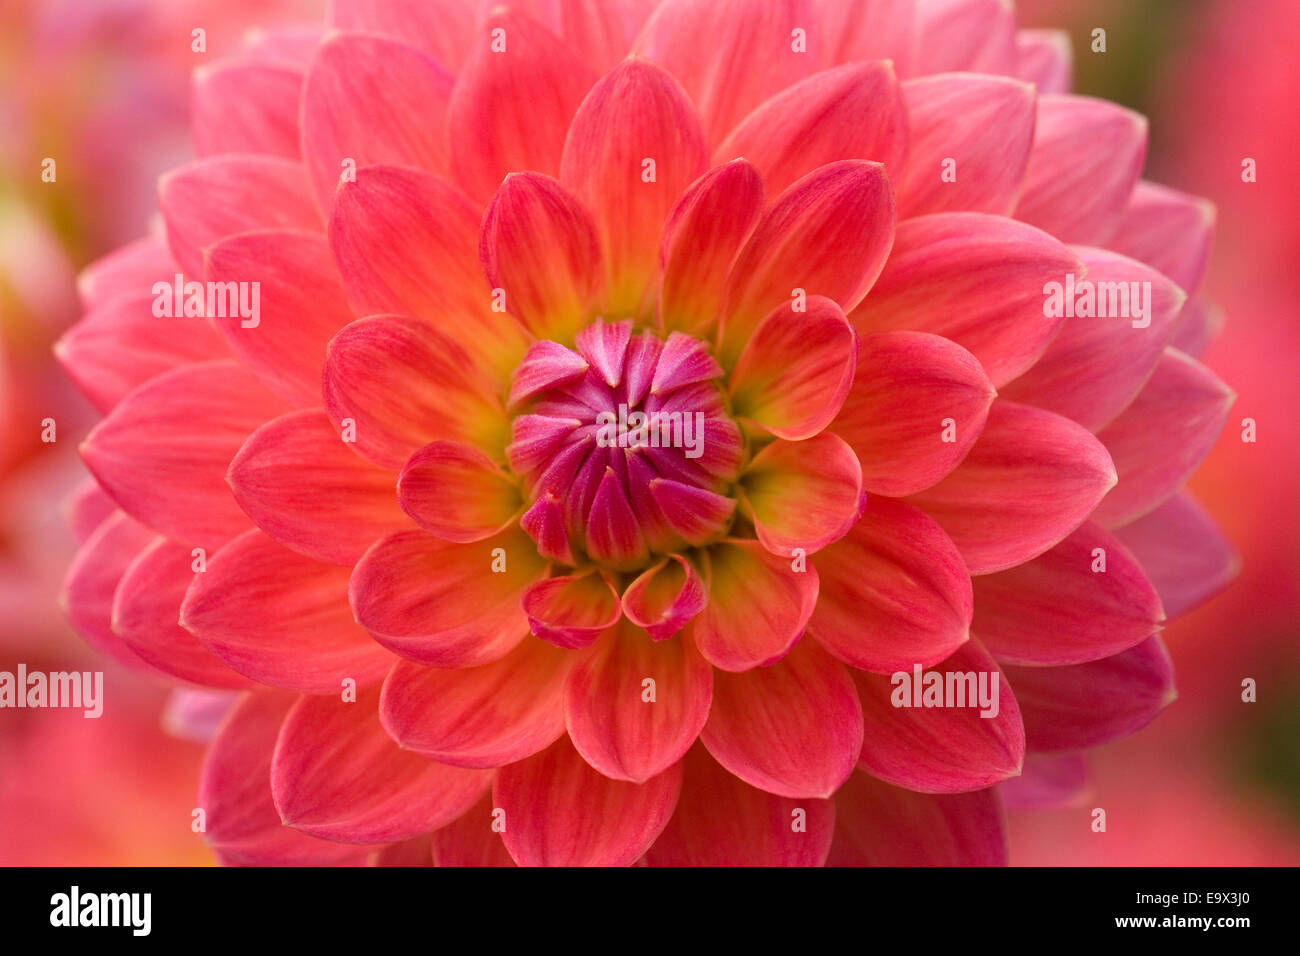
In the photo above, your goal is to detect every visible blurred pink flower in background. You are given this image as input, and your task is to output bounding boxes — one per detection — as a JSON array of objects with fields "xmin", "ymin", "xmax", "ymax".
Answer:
[{"xmin": 0, "ymin": 0, "xmax": 322, "ymax": 867}]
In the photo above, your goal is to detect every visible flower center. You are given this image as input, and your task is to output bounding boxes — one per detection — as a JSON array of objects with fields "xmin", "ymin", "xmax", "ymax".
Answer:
[{"xmin": 507, "ymin": 319, "xmax": 744, "ymax": 571}]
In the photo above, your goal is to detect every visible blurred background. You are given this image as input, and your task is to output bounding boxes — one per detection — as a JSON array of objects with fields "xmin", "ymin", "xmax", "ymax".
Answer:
[{"xmin": 0, "ymin": 0, "xmax": 1296, "ymax": 865}]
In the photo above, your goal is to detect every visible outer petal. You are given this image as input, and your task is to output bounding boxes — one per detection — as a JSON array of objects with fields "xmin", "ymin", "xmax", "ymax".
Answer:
[
  {"xmin": 324, "ymin": 315, "xmax": 510, "ymax": 470},
  {"xmin": 192, "ymin": 59, "xmax": 302, "ymax": 160},
  {"xmin": 180, "ymin": 529, "xmax": 397, "ymax": 693},
  {"xmin": 75, "ymin": 234, "xmax": 174, "ymax": 310},
  {"xmin": 1003, "ymin": 635, "xmax": 1177, "ymax": 751},
  {"xmin": 999, "ymin": 752, "xmax": 1088, "ymax": 810},
  {"xmin": 852, "ymin": 213, "xmax": 1081, "ymax": 387},
  {"xmin": 430, "ymin": 793, "xmax": 516, "ymax": 867},
  {"xmin": 898, "ymin": 73, "xmax": 1036, "ymax": 217},
  {"xmin": 914, "ymin": 0, "xmax": 1016, "ymax": 75},
  {"xmin": 398, "ymin": 442, "xmax": 522, "ymax": 543},
  {"xmin": 480, "ymin": 172, "xmax": 602, "ymax": 342},
  {"xmin": 827, "ymin": 770, "xmax": 1007, "ymax": 866},
  {"xmin": 329, "ymin": 165, "xmax": 526, "ymax": 377},
  {"xmin": 852, "ymin": 639, "xmax": 1025, "ymax": 793},
  {"xmin": 715, "ymin": 61, "xmax": 908, "ymax": 198},
  {"xmin": 657, "ymin": 159, "xmax": 764, "ymax": 333},
  {"xmin": 113, "ymin": 538, "xmax": 257, "ymax": 688},
  {"xmin": 1091, "ymin": 348, "xmax": 1234, "ymax": 528},
  {"xmin": 810, "ymin": 496, "xmax": 971, "ymax": 673},
  {"xmin": 729, "ymin": 295, "xmax": 856, "ymax": 440},
  {"xmin": 633, "ymin": 0, "xmax": 817, "ymax": 145},
  {"xmin": 204, "ymin": 228, "xmax": 357, "ymax": 406},
  {"xmin": 906, "ymin": 401, "xmax": 1117, "ymax": 574},
  {"xmin": 329, "ymin": 0, "xmax": 477, "ymax": 73},
  {"xmin": 272, "ymin": 686, "xmax": 493, "ymax": 844},
  {"xmin": 833, "ymin": 330, "xmax": 995, "ymax": 496},
  {"xmin": 1109, "ymin": 181, "xmax": 1216, "ymax": 294},
  {"xmin": 719, "ymin": 160, "xmax": 895, "ymax": 364},
  {"xmin": 80, "ymin": 361, "xmax": 289, "ymax": 545},
  {"xmin": 300, "ymin": 33, "xmax": 453, "ymax": 210},
  {"xmin": 565, "ymin": 620, "xmax": 713, "ymax": 781},
  {"xmin": 645, "ymin": 743, "xmax": 835, "ymax": 866},
  {"xmin": 1113, "ymin": 492, "xmax": 1240, "ymax": 619},
  {"xmin": 740, "ymin": 432, "xmax": 864, "ymax": 556},
  {"xmin": 350, "ymin": 527, "xmax": 546, "ymax": 667},
  {"xmin": 228, "ymin": 409, "xmax": 410, "ymax": 565},
  {"xmin": 701, "ymin": 638, "xmax": 862, "ymax": 799},
  {"xmin": 973, "ymin": 522, "xmax": 1164, "ymax": 666},
  {"xmin": 1015, "ymin": 29, "xmax": 1072, "ymax": 94},
  {"xmin": 198, "ymin": 692, "xmax": 370, "ymax": 866},
  {"xmin": 494, "ymin": 736, "xmax": 683, "ymax": 866},
  {"xmin": 1014, "ymin": 95, "xmax": 1148, "ymax": 246},
  {"xmin": 158, "ymin": 155, "xmax": 320, "ymax": 278},
  {"xmin": 1000, "ymin": 247, "xmax": 1187, "ymax": 431},
  {"xmin": 689, "ymin": 540, "xmax": 817, "ymax": 671},
  {"xmin": 448, "ymin": 9, "xmax": 598, "ymax": 203},
  {"xmin": 380, "ymin": 638, "xmax": 574, "ymax": 767},
  {"xmin": 54, "ymin": 293, "xmax": 231, "ymax": 414},
  {"xmin": 61, "ymin": 512, "xmax": 167, "ymax": 675},
  {"xmin": 814, "ymin": 0, "xmax": 919, "ymax": 77},
  {"xmin": 559, "ymin": 58, "xmax": 708, "ymax": 315}
]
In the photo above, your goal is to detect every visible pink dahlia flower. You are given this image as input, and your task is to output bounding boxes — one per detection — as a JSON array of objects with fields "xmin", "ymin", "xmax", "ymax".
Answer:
[{"xmin": 59, "ymin": 0, "xmax": 1236, "ymax": 866}]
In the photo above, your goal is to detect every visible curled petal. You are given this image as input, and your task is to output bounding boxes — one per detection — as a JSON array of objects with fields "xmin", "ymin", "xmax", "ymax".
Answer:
[
  {"xmin": 522, "ymin": 571, "xmax": 622, "ymax": 650},
  {"xmin": 690, "ymin": 539, "xmax": 818, "ymax": 671},
  {"xmin": 741, "ymin": 432, "xmax": 864, "ymax": 556},
  {"xmin": 398, "ymin": 442, "xmax": 522, "ymax": 543},
  {"xmin": 729, "ymin": 295, "xmax": 857, "ymax": 440},
  {"xmin": 622, "ymin": 554, "xmax": 708, "ymax": 641}
]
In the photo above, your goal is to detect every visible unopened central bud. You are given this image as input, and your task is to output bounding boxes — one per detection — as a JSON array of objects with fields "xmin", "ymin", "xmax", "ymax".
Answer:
[{"xmin": 507, "ymin": 319, "xmax": 743, "ymax": 571}]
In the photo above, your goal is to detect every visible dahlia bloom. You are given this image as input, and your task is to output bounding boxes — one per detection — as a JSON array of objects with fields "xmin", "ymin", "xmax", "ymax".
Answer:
[{"xmin": 59, "ymin": 0, "xmax": 1236, "ymax": 866}]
